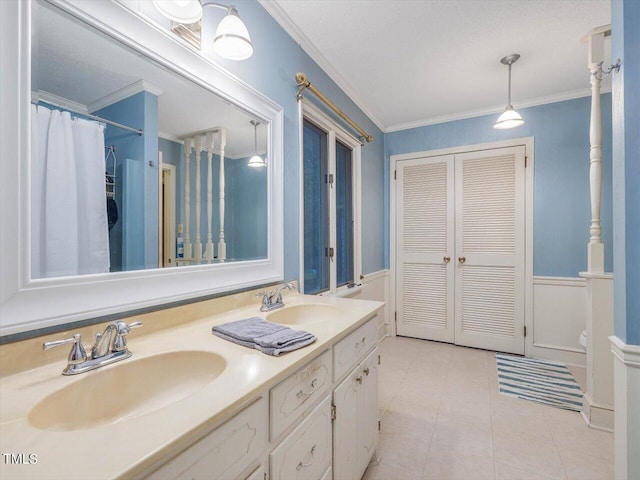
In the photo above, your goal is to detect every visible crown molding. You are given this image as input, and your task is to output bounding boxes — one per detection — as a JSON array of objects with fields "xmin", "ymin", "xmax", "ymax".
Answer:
[
  {"xmin": 32, "ymin": 90, "xmax": 89, "ymax": 114},
  {"xmin": 385, "ymin": 86, "xmax": 612, "ymax": 133},
  {"xmin": 257, "ymin": 0, "xmax": 386, "ymax": 133},
  {"xmin": 88, "ymin": 80, "xmax": 164, "ymax": 113}
]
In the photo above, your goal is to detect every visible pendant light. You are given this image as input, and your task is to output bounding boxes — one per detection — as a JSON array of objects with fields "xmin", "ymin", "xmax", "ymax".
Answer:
[
  {"xmin": 248, "ymin": 120, "xmax": 266, "ymax": 168},
  {"xmin": 154, "ymin": 1, "xmax": 253, "ymax": 61},
  {"xmin": 213, "ymin": 7, "xmax": 254, "ymax": 61},
  {"xmin": 494, "ymin": 54, "xmax": 525, "ymax": 129}
]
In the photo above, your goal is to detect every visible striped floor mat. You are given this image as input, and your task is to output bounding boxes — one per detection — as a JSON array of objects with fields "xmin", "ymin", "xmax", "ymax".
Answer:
[{"xmin": 495, "ymin": 353, "xmax": 584, "ymax": 412}]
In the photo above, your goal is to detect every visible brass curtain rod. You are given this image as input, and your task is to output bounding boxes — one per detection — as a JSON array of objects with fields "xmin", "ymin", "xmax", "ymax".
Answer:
[{"xmin": 296, "ymin": 72, "xmax": 374, "ymax": 143}]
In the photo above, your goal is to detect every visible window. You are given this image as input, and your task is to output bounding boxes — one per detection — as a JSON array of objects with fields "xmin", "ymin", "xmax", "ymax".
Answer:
[{"xmin": 301, "ymin": 104, "xmax": 361, "ymax": 295}]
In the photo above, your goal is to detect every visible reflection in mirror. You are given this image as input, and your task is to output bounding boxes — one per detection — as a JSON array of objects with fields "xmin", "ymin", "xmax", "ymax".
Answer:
[{"xmin": 30, "ymin": 1, "xmax": 268, "ymax": 279}]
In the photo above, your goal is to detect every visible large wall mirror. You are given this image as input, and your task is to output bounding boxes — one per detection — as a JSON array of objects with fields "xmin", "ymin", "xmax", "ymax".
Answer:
[{"xmin": 0, "ymin": 0, "xmax": 283, "ymax": 337}]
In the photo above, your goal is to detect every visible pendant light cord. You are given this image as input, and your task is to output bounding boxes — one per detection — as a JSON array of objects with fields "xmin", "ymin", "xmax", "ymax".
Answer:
[{"xmin": 508, "ymin": 62, "xmax": 512, "ymax": 106}]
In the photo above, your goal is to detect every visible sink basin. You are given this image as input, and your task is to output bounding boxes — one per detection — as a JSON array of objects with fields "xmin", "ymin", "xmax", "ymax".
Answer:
[
  {"xmin": 266, "ymin": 304, "xmax": 343, "ymax": 325},
  {"xmin": 29, "ymin": 351, "xmax": 226, "ymax": 431}
]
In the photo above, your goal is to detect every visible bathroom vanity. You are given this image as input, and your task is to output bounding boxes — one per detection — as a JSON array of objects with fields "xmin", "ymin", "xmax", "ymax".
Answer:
[{"xmin": 0, "ymin": 291, "xmax": 383, "ymax": 479}]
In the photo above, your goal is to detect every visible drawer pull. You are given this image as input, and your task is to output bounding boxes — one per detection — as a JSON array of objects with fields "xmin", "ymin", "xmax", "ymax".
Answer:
[
  {"xmin": 296, "ymin": 445, "xmax": 316, "ymax": 471},
  {"xmin": 363, "ymin": 367, "xmax": 370, "ymax": 376},
  {"xmin": 296, "ymin": 379, "xmax": 318, "ymax": 398},
  {"xmin": 356, "ymin": 375, "xmax": 363, "ymax": 384}
]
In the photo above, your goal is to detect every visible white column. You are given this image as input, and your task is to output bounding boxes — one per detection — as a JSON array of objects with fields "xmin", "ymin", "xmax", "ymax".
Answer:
[
  {"xmin": 217, "ymin": 128, "xmax": 227, "ymax": 262},
  {"xmin": 587, "ymin": 31, "xmax": 605, "ymax": 274},
  {"xmin": 579, "ymin": 27, "xmax": 613, "ymax": 432},
  {"xmin": 205, "ymin": 131, "xmax": 215, "ymax": 262},
  {"xmin": 183, "ymin": 137, "xmax": 192, "ymax": 260},
  {"xmin": 194, "ymin": 135, "xmax": 202, "ymax": 262}
]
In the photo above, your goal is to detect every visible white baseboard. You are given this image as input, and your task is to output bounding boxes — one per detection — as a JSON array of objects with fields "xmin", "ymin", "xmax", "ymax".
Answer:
[
  {"xmin": 532, "ymin": 276, "xmax": 586, "ymax": 366},
  {"xmin": 581, "ymin": 392, "xmax": 614, "ymax": 432},
  {"xmin": 610, "ymin": 335, "xmax": 640, "ymax": 480}
]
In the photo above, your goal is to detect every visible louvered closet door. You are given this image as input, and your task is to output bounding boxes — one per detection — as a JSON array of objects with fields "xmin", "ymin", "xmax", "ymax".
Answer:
[
  {"xmin": 454, "ymin": 147, "xmax": 525, "ymax": 354},
  {"xmin": 396, "ymin": 155, "xmax": 455, "ymax": 342}
]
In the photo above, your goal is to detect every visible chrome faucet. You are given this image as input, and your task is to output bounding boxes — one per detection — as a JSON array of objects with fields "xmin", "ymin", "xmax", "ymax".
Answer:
[
  {"xmin": 256, "ymin": 282, "xmax": 295, "ymax": 312},
  {"xmin": 43, "ymin": 321, "xmax": 143, "ymax": 376}
]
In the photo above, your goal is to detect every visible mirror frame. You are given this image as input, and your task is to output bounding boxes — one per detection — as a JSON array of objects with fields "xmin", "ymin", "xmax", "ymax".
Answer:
[{"xmin": 0, "ymin": 0, "xmax": 284, "ymax": 337}]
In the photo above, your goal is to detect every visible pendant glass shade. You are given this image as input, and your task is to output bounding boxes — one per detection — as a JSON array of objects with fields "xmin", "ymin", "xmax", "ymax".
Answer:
[
  {"xmin": 494, "ymin": 105, "xmax": 524, "ymax": 129},
  {"xmin": 248, "ymin": 154, "xmax": 266, "ymax": 168},
  {"xmin": 153, "ymin": 0, "xmax": 203, "ymax": 24},
  {"xmin": 213, "ymin": 9, "xmax": 253, "ymax": 60}
]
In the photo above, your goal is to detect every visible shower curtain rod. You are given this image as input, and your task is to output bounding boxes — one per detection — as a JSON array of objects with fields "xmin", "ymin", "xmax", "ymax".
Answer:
[
  {"xmin": 295, "ymin": 72, "xmax": 374, "ymax": 143},
  {"xmin": 31, "ymin": 100, "xmax": 143, "ymax": 136}
]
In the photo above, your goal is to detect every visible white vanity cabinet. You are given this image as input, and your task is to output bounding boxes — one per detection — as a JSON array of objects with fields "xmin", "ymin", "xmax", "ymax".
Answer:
[
  {"xmin": 145, "ymin": 314, "xmax": 381, "ymax": 480},
  {"xmin": 270, "ymin": 350, "xmax": 332, "ymax": 440},
  {"xmin": 270, "ymin": 396, "xmax": 333, "ymax": 480},
  {"xmin": 146, "ymin": 397, "xmax": 268, "ymax": 480},
  {"xmin": 332, "ymin": 319, "xmax": 379, "ymax": 480}
]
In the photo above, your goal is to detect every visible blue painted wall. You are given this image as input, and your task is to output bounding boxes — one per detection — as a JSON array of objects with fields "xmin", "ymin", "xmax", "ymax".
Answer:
[
  {"xmin": 384, "ymin": 95, "xmax": 613, "ymax": 278},
  {"xmin": 200, "ymin": 0, "xmax": 386, "ymax": 278},
  {"xmin": 612, "ymin": 0, "xmax": 640, "ymax": 345},
  {"xmin": 96, "ymin": 91, "xmax": 159, "ymax": 271}
]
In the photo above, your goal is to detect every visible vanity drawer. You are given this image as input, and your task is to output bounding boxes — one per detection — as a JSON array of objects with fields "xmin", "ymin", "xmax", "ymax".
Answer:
[
  {"xmin": 270, "ymin": 396, "xmax": 332, "ymax": 480},
  {"xmin": 333, "ymin": 315, "xmax": 377, "ymax": 382},
  {"xmin": 270, "ymin": 349, "xmax": 332, "ymax": 440},
  {"xmin": 147, "ymin": 396, "xmax": 268, "ymax": 480}
]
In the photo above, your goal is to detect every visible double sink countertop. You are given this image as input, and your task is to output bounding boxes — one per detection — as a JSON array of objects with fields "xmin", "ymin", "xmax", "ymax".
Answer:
[{"xmin": 0, "ymin": 293, "xmax": 383, "ymax": 480}]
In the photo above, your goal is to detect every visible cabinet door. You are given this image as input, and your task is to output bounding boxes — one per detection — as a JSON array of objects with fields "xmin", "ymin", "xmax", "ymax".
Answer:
[
  {"xmin": 358, "ymin": 348, "xmax": 379, "ymax": 477},
  {"xmin": 454, "ymin": 146, "xmax": 525, "ymax": 354},
  {"xmin": 332, "ymin": 367, "xmax": 359, "ymax": 480},
  {"xmin": 396, "ymin": 155, "xmax": 455, "ymax": 342}
]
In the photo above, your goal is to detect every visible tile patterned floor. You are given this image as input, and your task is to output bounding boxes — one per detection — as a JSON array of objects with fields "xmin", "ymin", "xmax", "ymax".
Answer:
[{"xmin": 363, "ymin": 336, "xmax": 614, "ymax": 480}]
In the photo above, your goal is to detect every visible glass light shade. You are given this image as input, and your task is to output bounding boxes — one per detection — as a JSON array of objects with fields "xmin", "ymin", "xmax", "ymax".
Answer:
[
  {"xmin": 248, "ymin": 154, "xmax": 266, "ymax": 168},
  {"xmin": 493, "ymin": 105, "xmax": 524, "ymax": 129},
  {"xmin": 213, "ymin": 12, "xmax": 253, "ymax": 60},
  {"xmin": 153, "ymin": 0, "xmax": 203, "ymax": 24}
]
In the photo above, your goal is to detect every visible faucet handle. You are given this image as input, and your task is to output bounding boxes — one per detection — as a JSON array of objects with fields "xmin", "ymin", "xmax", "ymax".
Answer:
[
  {"xmin": 43, "ymin": 333, "xmax": 87, "ymax": 365},
  {"xmin": 112, "ymin": 321, "xmax": 143, "ymax": 352},
  {"xmin": 255, "ymin": 290, "xmax": 271, "ymax": 307}
]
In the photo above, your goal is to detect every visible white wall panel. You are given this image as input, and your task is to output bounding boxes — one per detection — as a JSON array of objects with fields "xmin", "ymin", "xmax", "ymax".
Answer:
[{"xmin": 532, "ymin": 276, "xmax": 586, "ymax": 366}]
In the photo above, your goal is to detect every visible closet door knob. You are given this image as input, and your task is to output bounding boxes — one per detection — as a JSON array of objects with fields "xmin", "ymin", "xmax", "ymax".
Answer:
[
  {"xmin": 458, "ymin": 256, "xmax": 466, "ymax": 264},
  {"xmin": 443, "ymin": 256, "xmax": 451, "ymax": 264}
]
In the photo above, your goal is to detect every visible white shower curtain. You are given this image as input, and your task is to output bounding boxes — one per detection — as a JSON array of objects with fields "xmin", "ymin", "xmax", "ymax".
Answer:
[{"xmin": 31, "ymin": 105, "xmax": 110, "ymax": 278}]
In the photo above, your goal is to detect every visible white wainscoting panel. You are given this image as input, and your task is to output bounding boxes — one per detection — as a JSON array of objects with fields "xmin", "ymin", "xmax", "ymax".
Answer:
[
  {"xmin": 343, "ymin": 270, "xmax": 389, "ymax": 340},
  {"xmin": 532, "ymin": 276, "xmax": 586, "ymax": 366}
]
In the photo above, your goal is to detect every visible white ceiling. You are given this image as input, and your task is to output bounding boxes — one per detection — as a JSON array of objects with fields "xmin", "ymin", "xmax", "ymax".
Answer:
[
  {"xmin": 32, "ymin": 1, "xmax": 266, "ymax": 158},
  {"xmin": 264, "ymin": 0, "xmax": 611, "ymax": 132}
]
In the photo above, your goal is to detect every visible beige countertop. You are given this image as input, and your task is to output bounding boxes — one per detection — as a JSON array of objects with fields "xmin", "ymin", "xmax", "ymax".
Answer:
[{"xmin": 0, "ymin": 293, "xmax": 383, "ymax": 480}]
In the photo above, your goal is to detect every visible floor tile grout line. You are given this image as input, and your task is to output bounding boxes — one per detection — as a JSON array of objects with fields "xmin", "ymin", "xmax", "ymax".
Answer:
[{"xmin": 420, "ymin": 347, "xmax": 452, "ymax": 480}]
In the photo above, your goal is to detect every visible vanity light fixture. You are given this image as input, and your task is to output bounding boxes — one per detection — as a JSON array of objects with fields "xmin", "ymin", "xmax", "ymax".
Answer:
[
  {"xmin": 154, "ymin": 0, "xmax": 253, "ymax": 61},
  {"xmin": 494, "ymin": 54, "xmax": 525, "ymax": 130},
  {"xmin": 248, "ymin": 120, "xmax": 266, "ymax": 168}
]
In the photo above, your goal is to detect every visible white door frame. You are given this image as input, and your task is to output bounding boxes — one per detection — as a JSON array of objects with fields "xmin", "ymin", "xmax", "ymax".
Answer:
[
  {"xmin": 159, "ymin": 159, "xmax": 177, "ymax": 268},
  {"xmin": 389, "ymin": 137, "xmax": 535, "ymax": 357}
]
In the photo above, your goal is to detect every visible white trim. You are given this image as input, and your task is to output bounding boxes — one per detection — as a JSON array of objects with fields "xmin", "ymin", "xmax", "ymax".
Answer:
[
  {"xmin": 32, "ymin": 89, "xmax": 89, "ymax": 113},
  {"xmin": 299, "ymin": 99, "xmax": 362, "ymax": 296},
  {"xmin": 533, "ymin": 276, "xmax": 585, "ymax": 287},
  {"xmin": 360, "ymin": 269, "xmax": 388, "ymax": 283},
  {"xmin": 0, "ymin": 0, "xmax": 284, "ymax": 337},
  {"xmin": 579, "ymin": 271, "xmax": 614, "ymax": 280},
  {"xmin": 87, "ymin": 79, "xmax": 164, "ymax": 113},
  {"xmin": 257, "ymin": 0, "xmax": 385, "ymax": 133},
  {"xmin": 610, "ymin": 335, "xmax": 640, "ymax": 368},
  {"xmin": 389, "ymin": 137, "xmax": 534, "ymax": 357}
]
